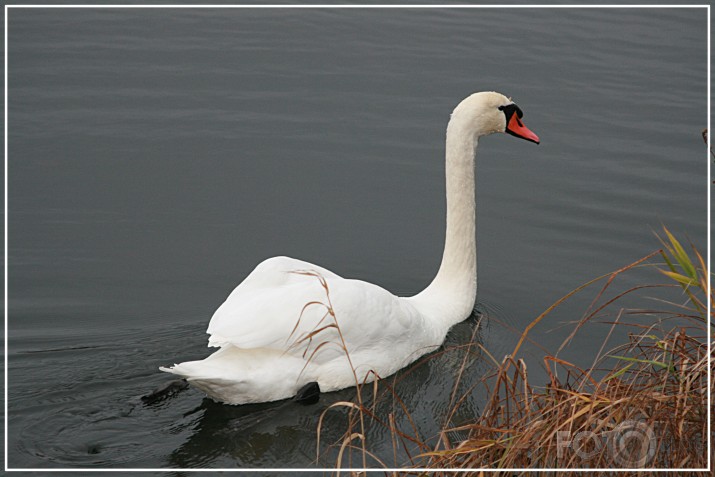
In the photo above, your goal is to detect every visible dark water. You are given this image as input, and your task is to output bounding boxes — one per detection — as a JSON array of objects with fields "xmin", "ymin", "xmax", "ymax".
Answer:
[{"xmin": 6, "ymin": 6, "xmax": 708, "ymax": 470}]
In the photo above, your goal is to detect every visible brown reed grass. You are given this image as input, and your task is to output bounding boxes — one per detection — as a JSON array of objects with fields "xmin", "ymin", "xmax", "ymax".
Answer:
[{"xmin": 308, "ymin": 227, "xmax": 711, "ymax": 475}]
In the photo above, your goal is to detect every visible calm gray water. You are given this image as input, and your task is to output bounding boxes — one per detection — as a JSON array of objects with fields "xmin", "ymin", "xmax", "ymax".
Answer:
[{"xmin": 7, "ymin": 6, "xmax": 708, "ymax": 470}]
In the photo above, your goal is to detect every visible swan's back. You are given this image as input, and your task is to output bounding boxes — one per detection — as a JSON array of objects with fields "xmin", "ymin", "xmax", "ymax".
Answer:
[{"xmin": 162, "ymin": 256, "xmax": 443, "ymax": 403}]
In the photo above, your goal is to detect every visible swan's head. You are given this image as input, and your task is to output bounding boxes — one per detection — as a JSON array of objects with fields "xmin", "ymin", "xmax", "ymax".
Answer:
[{"xmin": 450, "ymin": 91, "xmax": 540, "ymax": 144}]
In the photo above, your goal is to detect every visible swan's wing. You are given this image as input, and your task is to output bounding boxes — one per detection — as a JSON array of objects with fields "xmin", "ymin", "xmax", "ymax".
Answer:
[
  {"xmin": 206, "ymin": 256, "xmax": 423, "ymax": 360},
  {"xmin": 207, "ymin": 256, "xmax": 339, "ymax": 348}
]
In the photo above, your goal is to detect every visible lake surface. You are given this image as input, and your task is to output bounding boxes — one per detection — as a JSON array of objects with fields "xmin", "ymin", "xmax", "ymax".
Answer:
[{"xmin": 6, "ymin": 6, "xmax": 708, "ymax": 471}]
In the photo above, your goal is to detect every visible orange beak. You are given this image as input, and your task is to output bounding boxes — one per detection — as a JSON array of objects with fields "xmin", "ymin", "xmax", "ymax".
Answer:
[{"xmin": 506, "ymin": 114, "xmax": 540, "ymax": 144}]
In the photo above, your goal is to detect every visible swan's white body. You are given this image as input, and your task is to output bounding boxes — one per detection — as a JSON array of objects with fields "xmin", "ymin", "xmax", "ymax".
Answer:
[{"xmin": 161, "ymin": 91, "xmax": 538, "ymax": 405}]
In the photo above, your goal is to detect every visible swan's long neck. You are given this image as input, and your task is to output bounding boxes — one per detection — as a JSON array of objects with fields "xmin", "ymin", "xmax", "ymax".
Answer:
[{"xmin": 408, "ymin": 119, "xmax": 478, "ymax": 327}]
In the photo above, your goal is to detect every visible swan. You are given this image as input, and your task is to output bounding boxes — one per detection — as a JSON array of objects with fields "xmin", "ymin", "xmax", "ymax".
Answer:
[{"xmin": 160, "ymin": 91, "xmax": 539, "ymax": 405}]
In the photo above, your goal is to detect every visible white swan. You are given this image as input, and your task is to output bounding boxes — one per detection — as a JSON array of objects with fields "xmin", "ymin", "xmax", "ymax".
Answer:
[{"xmin": 161, "ymin": 91, "xmax": 539, "ymax": 405}]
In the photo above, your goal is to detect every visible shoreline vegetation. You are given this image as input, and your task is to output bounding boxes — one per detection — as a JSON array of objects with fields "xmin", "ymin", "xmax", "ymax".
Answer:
[{"xmin": 308, "ymin": 227, "xmax": 711, "ymax": 475}]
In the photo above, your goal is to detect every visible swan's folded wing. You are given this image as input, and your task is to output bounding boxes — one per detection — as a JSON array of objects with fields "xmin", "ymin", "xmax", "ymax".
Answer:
[
  {"xmin": 206, "ymin": 256, "xmax": 343, "ymax": 350},
  {"xmin": 205, "ymin": 256, "xmax": 425, "ymax": 360}
]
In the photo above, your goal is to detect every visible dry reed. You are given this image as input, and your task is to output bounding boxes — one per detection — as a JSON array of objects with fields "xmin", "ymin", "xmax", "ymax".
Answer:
[{"xmin": 306, "ymin": 227, "xmax": 711, "ymax": 475}]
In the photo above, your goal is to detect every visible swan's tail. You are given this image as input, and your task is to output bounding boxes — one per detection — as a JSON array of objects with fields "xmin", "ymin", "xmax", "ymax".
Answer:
[{"xmin": 160, "ymin": 345, "xmax": 310, "ymax": 405}]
